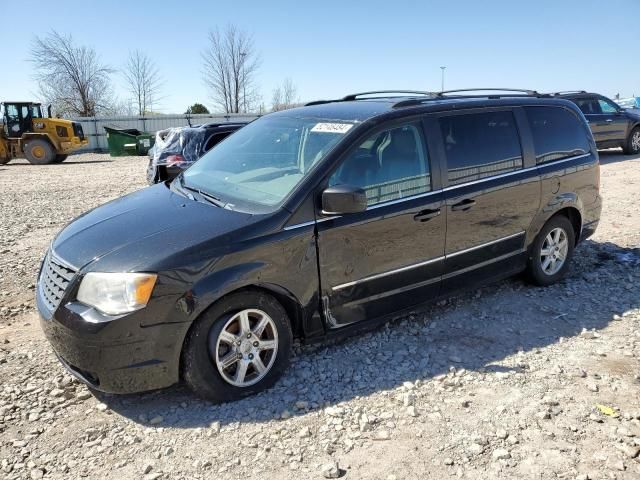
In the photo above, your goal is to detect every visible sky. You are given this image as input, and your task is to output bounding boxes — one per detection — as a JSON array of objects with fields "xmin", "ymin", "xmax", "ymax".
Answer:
[{"xmin": 2, "ymin": 0, "xmax": 639, "ymax": 114}]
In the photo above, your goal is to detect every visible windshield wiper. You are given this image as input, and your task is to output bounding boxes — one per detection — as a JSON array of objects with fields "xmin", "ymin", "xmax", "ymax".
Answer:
[
  {"xmin": 196, "ymin": 189, "xmax": 227, "ymax": 208},
  {"xmin": 179, "ymin": 177, "xmax": 228, "ymax": 208}
]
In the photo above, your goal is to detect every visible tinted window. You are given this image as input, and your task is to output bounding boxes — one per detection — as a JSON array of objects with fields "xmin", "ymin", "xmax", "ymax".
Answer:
[
  {"xmin": 525, "ymin": 106, "xmax": 590, "ymax": 164},
  {"xmin": 572, "ymin": 98, "xmax": 601, "ymax": 115},
  {"xmin": 439, "ymin": 111, "xmax": 523, "ymax": 186},
  {"xmin": 598, "ymin": 99, "xmax": 618, "ymax": 114},
  {"xmin": 329, "ymin": 124, "xmax": 430, "ymax": 206}
]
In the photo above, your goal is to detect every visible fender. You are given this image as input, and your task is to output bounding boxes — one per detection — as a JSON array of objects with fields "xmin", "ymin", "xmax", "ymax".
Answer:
[
  {"xmin": 22, "ymin": 132, "xmax": 58, "ymax": 150},
  {"xmin": 176, "ymin": 227, "xmax": 322, "ymax": 338},
  {"xmin": 526, "ymin": 192, "xmax": 583, "ymax": 251}
]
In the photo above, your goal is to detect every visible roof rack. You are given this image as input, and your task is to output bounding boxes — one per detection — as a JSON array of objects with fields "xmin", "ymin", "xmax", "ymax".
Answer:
[
  {"xmin": 551, "ymin": 90, "xmax": 587, "ymax": 96},
  {"xmin": 305, "ymin": 90, "xmax": 434, "ymax": 106},
  {"xmin": 305, "ymin": 99, "xmax": 340, "ymax": 106},
  {"xmin": 341, "ymin": 90, "xmax": 435, "ymax": 101},
  {"xmin": 306, "ymin": 88, "xmax": 550, "ymax": 109},
  {"xmin": 391, "ymin": 88, "xmax": 549, "ymax": 108},
  {"xmin": 435, "ymin": 88, "xmax": 540, "ymax": 97}
]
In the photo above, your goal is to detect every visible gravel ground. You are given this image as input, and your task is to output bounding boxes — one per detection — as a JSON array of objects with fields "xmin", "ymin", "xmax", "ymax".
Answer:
[{"xmin": 0, "ymin": 151, "xmax": 639, "ymax": 480}]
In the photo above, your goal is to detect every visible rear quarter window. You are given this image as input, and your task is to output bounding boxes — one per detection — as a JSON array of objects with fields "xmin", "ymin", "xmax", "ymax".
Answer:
[{"xmin": 525, "ymin": 106, "xmax": 591, "ymax": 164}]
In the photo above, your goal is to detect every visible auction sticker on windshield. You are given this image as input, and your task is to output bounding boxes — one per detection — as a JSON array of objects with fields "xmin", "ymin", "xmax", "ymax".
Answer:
[{"xmin": 311, "ymin": 123, "xmax": 354, "ymax": 134}]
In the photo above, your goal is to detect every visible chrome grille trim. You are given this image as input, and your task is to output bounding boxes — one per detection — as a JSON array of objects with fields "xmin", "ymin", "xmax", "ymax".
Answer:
[{"xmin": 38, "ymin": 253, "xmax": 76, "ymax": 313}]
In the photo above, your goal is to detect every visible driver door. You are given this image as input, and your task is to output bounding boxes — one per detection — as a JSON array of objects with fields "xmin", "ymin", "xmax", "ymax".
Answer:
[
  {"xmin": 316, "ymin": 120, "xmax": 445, "ymax": 327},
  {"xmin": 597, "ymin": 98, "xmax": 629, "ymax": 143}
]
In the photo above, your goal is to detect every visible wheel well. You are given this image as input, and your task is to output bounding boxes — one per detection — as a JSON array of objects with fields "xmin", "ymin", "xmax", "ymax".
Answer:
[
  {"xmin": 178, "ymin": 284, "xmax": 305, "ymax": 379},
  {"xmin": 251, "ymin": 285, "xmax": 305, "ymax": 339},
  {"xmin": 553, "ymin": 207, "xmax": 582, "ymax": 245},
  {"xmin": 23, "ymin": 134, "xmax": 56, "ymax": 152},
  {"xmin": 193, "ymin": 285, "xmax": 304, "ymax": 340}
]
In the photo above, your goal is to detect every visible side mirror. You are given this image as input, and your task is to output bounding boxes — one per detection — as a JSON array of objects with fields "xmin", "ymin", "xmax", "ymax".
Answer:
[
  {"xmin": 47, "ymin": 105, "xmax": 52, "ymax": 118},
  {"xmin": 322, "ymin": 184, "xmax": 367, "ymax": 215}
]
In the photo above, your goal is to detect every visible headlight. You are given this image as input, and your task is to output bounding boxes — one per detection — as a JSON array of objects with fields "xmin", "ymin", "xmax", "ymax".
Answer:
[{"xmin": 77, "ymin": 272, "xmax": 157, "ymax": 316}]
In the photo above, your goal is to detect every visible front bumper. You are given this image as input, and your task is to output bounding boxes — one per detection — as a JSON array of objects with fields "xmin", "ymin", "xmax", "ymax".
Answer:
[
  {"xmin": 37, "ymin": 291, "xmax": 190, "ymax": 394},
  {"xmin": 60, "ymin": 137, "xmax": 89, "ymax": 153}
]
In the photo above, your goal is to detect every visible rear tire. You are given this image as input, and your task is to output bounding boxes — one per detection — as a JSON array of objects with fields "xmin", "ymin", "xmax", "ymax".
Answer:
[
  {"xmin": 623, "ymin": 126, "xmax": 640, "ymax": 155},
  {"xmin": 526, "ymin": 215, "xmax": 575, "ymax": 286},
  {"xmin": 24, "ymin": 139, "xmax": 56, "ymax": 165},
  {"xmin": 182, "ymin": 290, "xmax": 292, "ymax": 403},
  {"xmin": 53, "ymin": 154, "xmax": 68, "ymax": 163},
  {"xmin": 0, "ymin": 156, "xmax": 10, "ymax": 165}
]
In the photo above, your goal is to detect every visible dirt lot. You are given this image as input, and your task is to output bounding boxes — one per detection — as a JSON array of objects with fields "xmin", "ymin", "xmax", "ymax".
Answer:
[{"xmin": 0, "ymin": 151, "xmax": 639, "ymax": 480}]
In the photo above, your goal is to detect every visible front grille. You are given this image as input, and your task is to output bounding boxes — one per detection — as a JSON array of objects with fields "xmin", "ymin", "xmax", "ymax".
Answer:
[{"xmin": 39, "ymin": 254, "xmax": 76, "ymax": 312}]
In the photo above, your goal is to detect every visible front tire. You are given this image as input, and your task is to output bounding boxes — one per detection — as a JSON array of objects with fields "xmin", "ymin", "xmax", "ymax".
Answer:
[
  {"xmin": 53, "ymin": 154, "xmax": 68, "ymax": 163},
  {"xmin": 24, "ymin": 139, "xmax": 56, "ymax": 164},
  {"xmin": 624, "ymin": 126, "xmax": 640, "ymax": 155},
  {"xmin": 526, "ymin": 215, "xmax": 575, "ymax": 286},
  {"xmin": 182, "ymin": 290, "xmax": 292, "ymax": 403}
]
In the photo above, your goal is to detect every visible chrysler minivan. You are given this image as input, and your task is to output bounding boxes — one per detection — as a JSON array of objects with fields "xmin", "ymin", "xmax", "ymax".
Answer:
[{"xmin": 37, "ymin": 89, "xmax": 601, "ymax": 402}]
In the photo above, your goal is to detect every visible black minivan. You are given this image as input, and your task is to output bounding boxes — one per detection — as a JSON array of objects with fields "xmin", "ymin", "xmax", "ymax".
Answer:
[{"xmin": 37, "ymin": 89, "xmax": 601, "ymax": 402}]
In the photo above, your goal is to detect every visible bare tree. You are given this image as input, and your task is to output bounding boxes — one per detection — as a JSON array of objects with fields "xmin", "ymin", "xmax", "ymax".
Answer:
[
  {"xmin": 271, "ymin": 78, "xmax": 300, "ymax": 111},
  {"xmin": 30, "ymin": 31, "xmax": 114, "ymax": 117},
  {"xmin": 122, "ymin": 50, "xmax": 163, "ymax": 115},
  {"xmin": 202, "ymin": 25, "xmax": 261, "ymax": 113}
]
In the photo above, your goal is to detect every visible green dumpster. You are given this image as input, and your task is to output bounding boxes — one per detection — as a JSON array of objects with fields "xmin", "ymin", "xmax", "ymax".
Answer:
[{"xmin": 104, "ymin": 127, "xmax": 155, "ymax": 157}]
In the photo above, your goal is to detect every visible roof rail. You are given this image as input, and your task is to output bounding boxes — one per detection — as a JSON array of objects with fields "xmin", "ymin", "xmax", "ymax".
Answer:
[
  {"xmin": 304, "ymin": 99, "xmax": 340, "ymax": 106},
  {"xmin": 551, "ymin": 90, "xmax": 587, "ymax": 96},
  {"xmin": 305, "ymin": 90, "xmax": 435, "ymax": 107},
  {"xmin": 391, "ymin": 88, "xmax": 550, "ymax": 109},
  {"xmin": 435, "ymin": 88, "xmax": 540, "ymax": 97},
  {"xmin": 342, "ymin": 90, "xmax": 434, "ymax": 101}
]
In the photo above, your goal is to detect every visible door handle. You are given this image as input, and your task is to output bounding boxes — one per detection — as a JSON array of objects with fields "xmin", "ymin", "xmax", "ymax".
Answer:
[
  {"xmin": 605, "ymin": 119, "xmax": 613, "ymax": 123},
  {"xmin": 451, "ymin": 199, "xmax": 476, "ymax": 211},
  {"xmin": 413, "ymin": 208, "xmax": 441, "ymax": 222}
]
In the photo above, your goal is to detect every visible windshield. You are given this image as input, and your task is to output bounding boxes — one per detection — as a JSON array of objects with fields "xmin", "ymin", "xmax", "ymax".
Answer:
[{"xmin": 182, "ymin": 115, "xmax": 354, "ymax": 211}]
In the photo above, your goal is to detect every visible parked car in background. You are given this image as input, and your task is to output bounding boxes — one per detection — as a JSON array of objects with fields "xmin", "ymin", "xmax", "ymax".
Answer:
[
  {"xmin": 37, "ymin": 89, "xmax": 601, "ymax": 402},
  {"xmin": 617, "ymin": 97, "xmax": 640, "ymax": 111},
  {"xmin": 146, "ymin": 122, "xmax": 247, "ymax": 184},
  {"xmin": 554, "ymin": 91, "xmax": 640, "ymax": 154}
]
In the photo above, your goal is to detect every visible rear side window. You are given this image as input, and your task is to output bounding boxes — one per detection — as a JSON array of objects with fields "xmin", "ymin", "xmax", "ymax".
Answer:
[
  {"xmin": 525, "ymin": 107, "xmax": 591, "ymax": 164},
  {"xmin": 572, "ymin": 98, "xmax": 601, "ymax": 115},
  {"xmin": 440, "ymin": 111, "xmax": 523, "ymax": 186}
]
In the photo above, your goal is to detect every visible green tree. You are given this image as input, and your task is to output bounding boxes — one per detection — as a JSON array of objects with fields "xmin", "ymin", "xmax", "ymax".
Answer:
[{"xmin": 186, "ymin": 103, "xmax": 210, "ymax": 114}]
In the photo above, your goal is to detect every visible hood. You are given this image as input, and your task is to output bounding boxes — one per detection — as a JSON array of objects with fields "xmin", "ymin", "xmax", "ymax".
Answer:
[
  {"xmin": 52, "ymin": 183, "xmax": 256, "ymax": 272},
  {"xmin": 626, "ymin": 109, "xmax": 640, "ymax": 120}
]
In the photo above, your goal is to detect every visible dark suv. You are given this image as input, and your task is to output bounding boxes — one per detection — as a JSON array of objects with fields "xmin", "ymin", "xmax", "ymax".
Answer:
[
  {"xmin": 37, "ymin": 89, "xmax": 601, "ymax": 402},
  {"xmin": 555, "ymin": 91, "xmax": 640, "ymax": 154}
]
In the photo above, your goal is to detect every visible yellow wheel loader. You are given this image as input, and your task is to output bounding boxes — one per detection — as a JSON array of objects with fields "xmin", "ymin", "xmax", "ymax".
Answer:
[{"xmin": 0, "ymin": 102, "xmax": 88, "ymax": 165}]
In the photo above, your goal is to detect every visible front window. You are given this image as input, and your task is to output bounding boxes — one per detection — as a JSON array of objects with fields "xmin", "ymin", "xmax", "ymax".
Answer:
[
  {"xmin": 182, "ymin": 116, "xmax": 354, "ymax": 212},
  {"xmin": 329, "ymin": 123, "xmax": 431, "ymax": 206},
  {"xmin": 598, "ymin": 99, "xmax": 619, "ymax": 114},
  {"xmin": 573, "ymin": 98, "xmax": 601, "ymax": 115}
]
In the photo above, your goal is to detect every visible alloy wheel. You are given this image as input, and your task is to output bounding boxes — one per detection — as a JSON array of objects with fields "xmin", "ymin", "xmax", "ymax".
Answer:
[
  {"xmin": 210, "ymin": 309, "xmax": 279, "ymax": 387},
  {"xmin": 632, "ymin": 131, "xmax": 640, "ymax": 153},
  {"xmin": 540, "ymin": 227, "xmax": 568, "ymax": 276}
]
